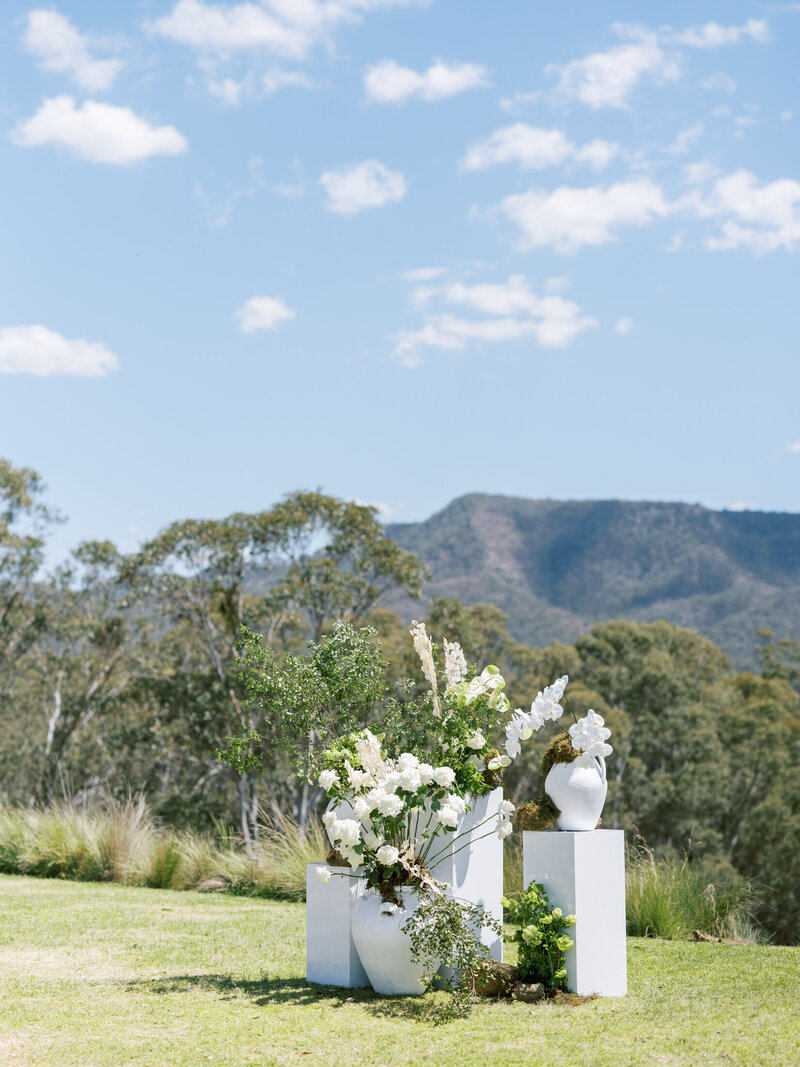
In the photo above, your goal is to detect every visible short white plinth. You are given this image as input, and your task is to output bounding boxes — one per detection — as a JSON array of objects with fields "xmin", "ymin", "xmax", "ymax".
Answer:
[
  {"xmin": 522, "ymin": 830, "xmax": 626, "ymax": 996},
  {"xmin": 429, "ymin": 787, "xmax": 504, "ymax": 961},
  {"xmin": 306, "ymin": 864, "xmax": 368, "ymax": 987}
]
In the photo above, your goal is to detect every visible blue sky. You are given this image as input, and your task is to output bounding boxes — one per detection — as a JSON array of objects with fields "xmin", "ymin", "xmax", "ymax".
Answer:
[{"xmin": 1, "ymin": 0, "xmax": 798, "ymax": 560}]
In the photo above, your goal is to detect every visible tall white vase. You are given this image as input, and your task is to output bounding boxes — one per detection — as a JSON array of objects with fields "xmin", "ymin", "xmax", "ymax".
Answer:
[
  {"xmin": 545, "ymin": 757, "xmax": 607, "ymax": 831},
  {"xmin": 350, "ymin": 887, "xmax": 428, "ymax": 995}
]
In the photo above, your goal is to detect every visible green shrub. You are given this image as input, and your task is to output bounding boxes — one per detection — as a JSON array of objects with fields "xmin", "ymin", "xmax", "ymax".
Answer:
[{"xmin": 626, "ymin": 844, "xmax": 760, "ymax": 941}]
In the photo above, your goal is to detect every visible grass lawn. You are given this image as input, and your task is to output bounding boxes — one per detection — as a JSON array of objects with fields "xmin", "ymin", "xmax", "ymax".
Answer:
[{"xmin": 0, "ymin": 874, "xmax": 797, "ymax": 1067}]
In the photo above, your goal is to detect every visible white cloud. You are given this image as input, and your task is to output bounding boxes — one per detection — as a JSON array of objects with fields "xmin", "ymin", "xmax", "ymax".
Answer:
[
  {"xmin": 236, "ymin": 295, "xmax": 295, "ymax": 334},
  {"xmin": 148, "ymin": 0, "xmax": 426, "ymax": 58},
  {"xmin": 548, "ymin": 25, "xmax": 680, "ymax": 109},
  {"xmin": 789, "ymin": 440, "xmax": 800, "ymax": 454},
  {"xmin": 780, "ymin": 110, "xmax": 794, "ymax": 122},
  {"xmin": 0, "ymin": 325, "xmax": 119, "ymax": 377},
  {"xmin": 402, "ymin": 266, "xmax": 447, "ymax": 281},
  {"xmin": 614, "ymin": 317, "xmax": 634, "ymax": 335},
  {"xmin": 700, "ymin": 71, "xmax": 736, "ymax": 94},
  {"xmin": 12, "ymin": 96, "xmax": 187, "ymax": 165},
  {"xmin": 263, "ymin": 68, "xmax": 314, "ymax": 93},
  {"xmin": 207, "ymin": 68, "xmax": 314, "ymax": 104},
  {"xmin": 23, "ymin": 9, "xmax": 122, "ymax": 92},
  {"xmin": 394, "ymin": 273, "xmax": 597, "ymax": 366},
  {"xmin": 684, "ymin": 161, "xmax": 717, "ymax": 185},
  {"xmin": 364, "ymin": 58, "xmax": 489, "ymax": 103},
  {"xmin": 462, "ymin": 123, "xmax": 619, "ymax": 172},
  {"xmin": 700, "ymin": 170, "xmax": 800, "ymax": 254},
  {"xmin": 499, "ymin": 89, "xmax": 541, "ymax": 112},
  {"xmin": 667, "ymin": 122, "xmax": 704, "ymax": 155},
  {"xmin": 672, "ymin": 19, "xmax": 771, "ymax": 49},
  {"xmin": 550, "ymin": 19, "xmax": 769, "ymax": 109},
  {"xmin": 498, "ymin": 178, "xmax": 671, "ymax": 254},
  {"xmin": 320, "ymin": 159, "xmax": 406, "ymax": 214}
]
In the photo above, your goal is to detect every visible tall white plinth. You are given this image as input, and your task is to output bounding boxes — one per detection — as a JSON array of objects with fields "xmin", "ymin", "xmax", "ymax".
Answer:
[
  {"xmin": 429, "ymin": 787, "xmax": 504, "ymax": 961},
  {"xmin": 306, "ymin": 864, "xmax": 369, "ymax": 987},
  {"xmin": 523, "ymin": 830, "xmax": 626, "ymax": 996}
]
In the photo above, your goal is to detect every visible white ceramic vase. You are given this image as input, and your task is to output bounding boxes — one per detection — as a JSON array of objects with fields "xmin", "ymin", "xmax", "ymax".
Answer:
[
  {"xmin": 545, "ymin": 756, "xmax": 607, "ymax": 831},
  {"xmin": 350, "ymin": 887, "xmax": 429, "ymax": 995}
]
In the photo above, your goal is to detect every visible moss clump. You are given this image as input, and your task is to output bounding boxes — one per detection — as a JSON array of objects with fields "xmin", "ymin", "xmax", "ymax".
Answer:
[
  {"xmin": 517, "ymin": 794, "xmax": 560, "ymax": 831},
  {"xmin": 540, "ymin": 734, "xmax": 579, "ymax": 779}
]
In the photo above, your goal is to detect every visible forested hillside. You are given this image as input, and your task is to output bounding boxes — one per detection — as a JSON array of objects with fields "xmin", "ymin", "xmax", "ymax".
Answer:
[{"xmin": 387, "ymin": 494, "xmax": 800, "ymax": 667}]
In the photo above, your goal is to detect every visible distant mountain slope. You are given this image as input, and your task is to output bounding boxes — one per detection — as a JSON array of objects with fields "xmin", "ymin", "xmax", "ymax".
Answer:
[{"xmin": 385, "ymin": 494, "xmax": 800, "ymax": 667}]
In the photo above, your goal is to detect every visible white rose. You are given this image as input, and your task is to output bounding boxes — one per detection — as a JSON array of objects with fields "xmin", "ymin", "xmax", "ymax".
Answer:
[
  {"xmin": 376, "ymin": 845, "xmax": 399, "ymax": 865},
  {"xmin": 499, "ymin": 799, "xmax": 515, "ymax": 815},
  {"xmin": 335, "ymin": 819, "xmax": 361, "ymax": 848},
  {"xmin": 466, "ymin": 732, "xmax": 486, "ymax": 750},
  {"xmin": 445, "ymin": 794, "xmax": 467, "ymax": 815},
  {"xmin": 318, "ymin": 769, "xmax": 338, "ymax": 790},
  {"xmin": 433, "ymin": 766, "xmax": 456, "ymax": 788},
  {"xmin": 397, "ymin": 753, "xmax": 419, "ymax": 771},
  {"xmin": 353, "ymin": 797, "xmax": 371, "ymax": 820},
  {"xmin": 316, "ymin": 866, "xmax": 332, "ymax": 884},
  {"xmin": 436, "ymin": 805, "xmax": 459, "ymax": 829},
  {"xmin": 376, "ymin": 793, "xmax": 404, "ymax": 817},
  {"xmin": 398, "ymin": 767, "xmax": 421, "ymax": 792},
  {"xmin": 417, "ymin": 763, "xmax": 435, "ymax": 785},
  {"xmin": 322, "ymin": 810, "xmax": 337, "ymax": 829},
  {"xmin": 497, "ymin": 821, "xmax": 514, "ymax": 839}
]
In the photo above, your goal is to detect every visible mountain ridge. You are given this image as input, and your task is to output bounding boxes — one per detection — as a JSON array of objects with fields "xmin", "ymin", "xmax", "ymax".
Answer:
[{"xmin": 384, "ymin": 493, "xmax": 800, "ymax": 667}]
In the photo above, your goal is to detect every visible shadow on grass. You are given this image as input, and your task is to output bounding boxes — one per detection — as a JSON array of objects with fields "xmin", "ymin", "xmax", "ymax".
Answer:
[{"xmin": 126, "ymin": 973, "xmax": 458, "ymax": 1023}]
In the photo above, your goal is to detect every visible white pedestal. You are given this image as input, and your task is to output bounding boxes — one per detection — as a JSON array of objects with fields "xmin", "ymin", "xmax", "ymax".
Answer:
[
  {"xmin": 305, "ymin": 864, "xmax": 369, "ymax": 987},
  {"xmin": 522, "ymin": 830, "xmax": 626, "ymax": 996},
  {"xmin": 428, "ymin": 787, "xmax": 504, "ymax": 961}
]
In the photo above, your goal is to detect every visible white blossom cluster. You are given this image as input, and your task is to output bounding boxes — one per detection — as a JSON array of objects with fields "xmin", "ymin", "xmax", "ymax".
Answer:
[
  {"xmin": 443, "ymin": 638, "xmax": 467, "ymax": 689},
  {"xmin": 318, "ymin": 732, "xmax": 460, "ymax": 864},
  {"xmin": 569, "ymin": 710, "xmax": 613, "ymax": 767},
  {"xmin": 409, "ymin": 620, "xmax": 441, "ymax": 716}
]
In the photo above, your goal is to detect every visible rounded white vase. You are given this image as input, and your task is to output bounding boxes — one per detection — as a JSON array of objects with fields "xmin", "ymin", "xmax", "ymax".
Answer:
[
  {"xmin": 544, "ymin": 756, "xmax": 607, "ymax": 831},
  {"xmin": 350, "ymin": 887, "xmax": 429, "ymax": 995}
]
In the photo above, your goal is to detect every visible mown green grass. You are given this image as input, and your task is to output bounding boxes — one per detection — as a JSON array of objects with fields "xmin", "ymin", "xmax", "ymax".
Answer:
[{"xmin": 1, "ymin": 874, "xmax": 797, "ymax": 1067}]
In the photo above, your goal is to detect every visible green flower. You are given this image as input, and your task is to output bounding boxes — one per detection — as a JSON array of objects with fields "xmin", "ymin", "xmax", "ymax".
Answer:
[
  {"xmin": 565, "ymin": 914, "xmax": 577, "ymax": 926},
  {"xmin": 554, "ymin": 968, "xmax": 567, "ymax": 981},
  {"xmin": 540, "ymin": 913, "xmax": 552, "ymax": 925},
  {"xmin": 521, "ymin": 924, "xmax": 543, "ymax": 945},
  {"xmin": 556, "ymin": 935, "xmax": 574, "ymax": 952},
  {"xmin": 552, "ymin": 907, "xmax": 563, "ymax": 918}
]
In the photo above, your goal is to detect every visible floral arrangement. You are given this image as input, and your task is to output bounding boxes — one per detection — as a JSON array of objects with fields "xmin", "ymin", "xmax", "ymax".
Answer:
[
  {"xmin": 503, "ymin": 880, "xmax": 576, "ymax": 991},
  {"xmin": 221, "ymin": 618, "xmax": 610, "ymax": 1013}
]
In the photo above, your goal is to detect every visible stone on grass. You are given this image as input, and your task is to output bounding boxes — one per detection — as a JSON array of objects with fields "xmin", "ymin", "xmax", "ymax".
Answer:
[{"xmin": 512, "ymin": 981, "xmax": 546, "ymax": 1003}]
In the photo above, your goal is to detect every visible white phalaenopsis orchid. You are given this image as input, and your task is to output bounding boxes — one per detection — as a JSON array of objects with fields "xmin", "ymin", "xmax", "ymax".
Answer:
[
  {"xmin": 531, "ymin": 675, "xmax": 569, "ymax": 722},
  {"xmin": 496, "ymin": 798, "xmax": 515, "ymax": 838},
  {"xmin": 465, "ymin": 666, "xmax": 504, "ymax": 706},
  {"xmin": 569, "ymin": 710, "xmax": 613, "ymax": 770}
]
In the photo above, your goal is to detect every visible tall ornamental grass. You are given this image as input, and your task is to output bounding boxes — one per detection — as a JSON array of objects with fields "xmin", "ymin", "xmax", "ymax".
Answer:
[
  {"xmin": 625, "ymin": 845, "xmax": 761, "ymax": 941},
  {"xmin": 0, "ymin": 801, "xmax": 764, "ymax": 942},
  {"xmin": 0, "ymin": 798, "xmax": 326, "ymax": 901}
]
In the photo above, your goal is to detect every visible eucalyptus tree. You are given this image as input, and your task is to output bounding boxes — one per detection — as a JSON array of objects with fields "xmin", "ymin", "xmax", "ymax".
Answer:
[
  {"xmin": 125, "ymin": 492, "xmax": 427, "ymax": 841},
  {"xmin": 0, "ymin": 458, "xmax": 56, "ymax": 680},
  {"xmin": 27, "ymin": 541, "xmax": 148, "ymax": 804}
]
